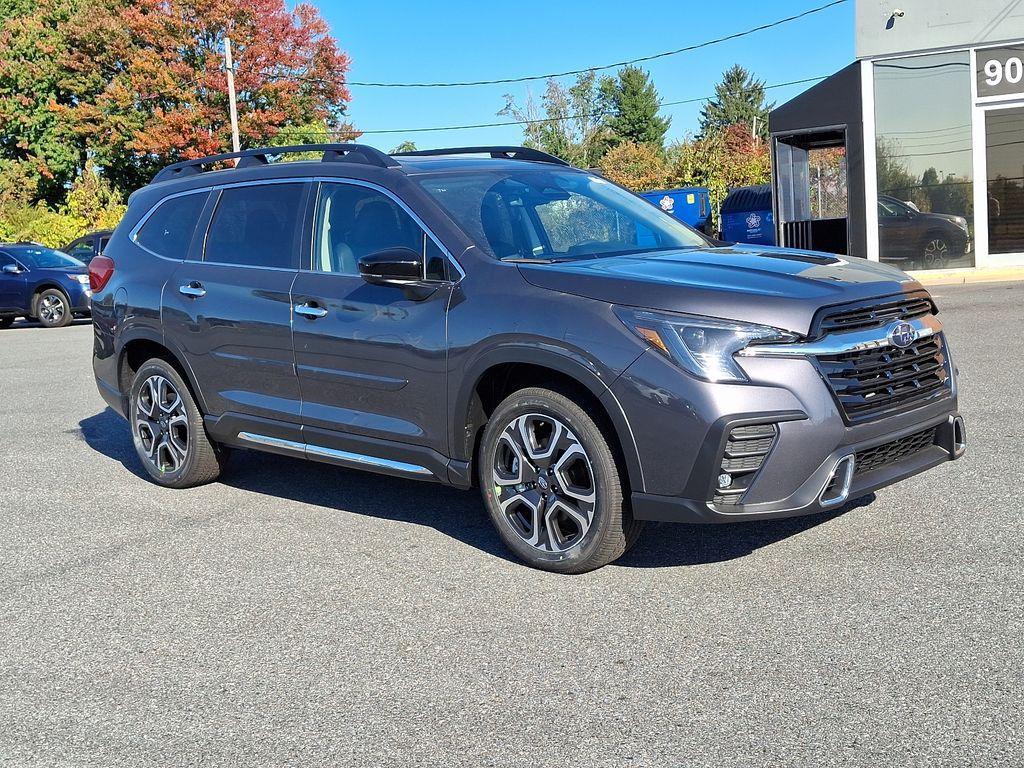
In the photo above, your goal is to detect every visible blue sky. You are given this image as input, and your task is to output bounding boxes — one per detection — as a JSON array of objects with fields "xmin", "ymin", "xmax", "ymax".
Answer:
[{"xmin": 316, "ymin": 0, "xmax": 856, "ymax": 152}]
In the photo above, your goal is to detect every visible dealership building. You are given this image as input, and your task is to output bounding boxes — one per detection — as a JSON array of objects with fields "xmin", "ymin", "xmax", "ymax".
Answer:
[{"xmin": 769, "ymin": 0, "xmax": 1024, "ymax": 273}]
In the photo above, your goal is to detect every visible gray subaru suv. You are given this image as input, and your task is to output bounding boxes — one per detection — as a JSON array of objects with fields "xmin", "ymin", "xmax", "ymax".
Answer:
[{"xmin": 90, "ymin": 144, "xmax": 966, "ymax": 572}]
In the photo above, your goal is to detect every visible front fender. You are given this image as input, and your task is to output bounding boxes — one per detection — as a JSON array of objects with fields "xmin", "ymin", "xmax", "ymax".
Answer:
[{"xmin": 449, "ymin": 341, "xmax": 646, "ymax": 493}]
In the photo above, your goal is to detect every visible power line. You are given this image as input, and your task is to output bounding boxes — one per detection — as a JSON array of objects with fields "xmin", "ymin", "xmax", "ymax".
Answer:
[
  {"xmin": 271, "ymin": 75, "xmax": 827, "ymax": 137},
  {"xmin": 273, "ymin": 0, "xmax": 847, "ymax": 89}
]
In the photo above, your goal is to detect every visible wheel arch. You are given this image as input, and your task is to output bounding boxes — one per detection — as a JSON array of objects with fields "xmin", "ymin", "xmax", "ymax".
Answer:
[
  {"xmin": 117, "ymin": 329, "xmax": 210, "ymax": 415},
  {"xmin": 30, "ymin": 282, "xmax": 71, "ymax": 315},
  {"xmin": 453, "ymin": 347, "xmax": 644, "ymax": 493}
]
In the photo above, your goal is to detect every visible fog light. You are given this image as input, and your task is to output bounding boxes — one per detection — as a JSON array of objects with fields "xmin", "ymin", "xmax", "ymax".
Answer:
[{"xmin": 717, "ymin": 473, "xmax": 732, "ymax": 489}]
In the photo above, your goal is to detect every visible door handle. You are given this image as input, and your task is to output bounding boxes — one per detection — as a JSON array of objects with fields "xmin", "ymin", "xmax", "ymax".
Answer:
[
  {"xmin": 295, "ymin": 302, "xmax": 328, "ymax": 319},
  {"xmin": 179, "ymin": 281, "xmax": 206, "ymax": 299}
]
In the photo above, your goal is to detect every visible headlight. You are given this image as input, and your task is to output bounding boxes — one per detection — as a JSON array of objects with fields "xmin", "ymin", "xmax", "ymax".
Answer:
[
  {"xmin": 955, "ymin": 216, "xmax": 968, "ymax": 230},
  {"xmin": 615, "ymin": 307, "xmax": 798, "ymax": 382},
  {"xmin": 68, "ymin": 274, "xmax": 90, "ymax": 284}
]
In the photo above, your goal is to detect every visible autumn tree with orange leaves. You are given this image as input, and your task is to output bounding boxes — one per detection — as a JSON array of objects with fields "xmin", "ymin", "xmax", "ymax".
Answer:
[{"xmin": 1, "ymin": 0, "xmax": 353, "ymax": 208}]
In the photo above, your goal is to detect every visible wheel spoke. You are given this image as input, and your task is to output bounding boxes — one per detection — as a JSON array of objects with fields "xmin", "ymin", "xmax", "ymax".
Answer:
[
  {"xmin": 493, "ymin": 430, "xmax": 527, "ymax": 486},
  {"xmin": 553, "ymin": 442, "xmax": 596, "ymax": 504},
  {"xmin": 499, "ymin": 491, "xmax": 542, "ymax": 547},
  {"xmin": 544, "ymin": 499, "xmax": 591, "ymax": 551},
  {"xmin": 517, "ymin": 414, "xmax": 562, "ymax": 465}
]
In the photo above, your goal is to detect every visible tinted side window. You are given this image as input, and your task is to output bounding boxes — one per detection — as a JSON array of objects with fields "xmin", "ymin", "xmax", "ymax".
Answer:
[
  {"xmin": 0, "ymin": 252, "xmax": 17, "ymax": 269},
  {"xmin": 134, "ymin": 191, "xmax": 209, "ymax": 259},
  {"xmin": 312, "ymin": 183, "xmax": 423, "ymax": 275},
  {"xmin": 205, "ymin": 183, "xmax": 304, "ymax": 269}
]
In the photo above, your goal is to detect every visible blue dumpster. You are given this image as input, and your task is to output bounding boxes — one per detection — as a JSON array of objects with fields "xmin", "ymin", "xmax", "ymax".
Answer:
[
  {"xmin": 721, "ymin": 184, "xmax": 775, "ymax": 246},
  {"xmin": 640, "ymin": 187, "xmax": 711, "ymax": 231}
]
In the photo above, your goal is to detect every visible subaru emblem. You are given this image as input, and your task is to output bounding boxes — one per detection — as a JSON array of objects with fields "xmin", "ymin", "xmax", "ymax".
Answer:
[{"xmin": 887, "ymin": 321, "xmax": 918, "ymax": 349}]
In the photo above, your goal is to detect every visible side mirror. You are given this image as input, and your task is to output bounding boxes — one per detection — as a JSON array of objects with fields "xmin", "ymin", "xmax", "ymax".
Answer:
[
  {"xmin": 358, "ymin": 247, "xmax": 423, "ymax": 285},
  {"xmin": 2, "ymin": 264, "xmax": 20, "ymax": 275}
]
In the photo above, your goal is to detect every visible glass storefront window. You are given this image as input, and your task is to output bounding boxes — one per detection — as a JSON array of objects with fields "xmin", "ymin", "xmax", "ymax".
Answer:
[
  {"xmin": 874, "ymin": 52, "xmax": 975, "ymax": 269},
  {"xmin": 986, "ymin": 106, "xmax": 1024, "ymax": 255}
]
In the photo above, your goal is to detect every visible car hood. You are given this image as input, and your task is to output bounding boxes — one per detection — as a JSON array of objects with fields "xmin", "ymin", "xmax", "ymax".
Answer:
[
  {"xmin": 517, "ymin": 245, "xmax": 925, "ymax": 335},
  {"xmin": 923, "ymin": 211, "xmax": 964, "ymax": 226}
]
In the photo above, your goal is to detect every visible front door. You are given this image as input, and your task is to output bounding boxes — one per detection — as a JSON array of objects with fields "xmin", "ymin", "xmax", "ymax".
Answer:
[
  {"xmin": 162, "ymin": 181, "xmax": 309, "ymax": 437},
  {"xmin": 290, "ymin": 181, "xmax": 453, "ymax": 463},
  {"xmin": 0, "ymin": 251, "xmax": 27, "ymax": 312}
]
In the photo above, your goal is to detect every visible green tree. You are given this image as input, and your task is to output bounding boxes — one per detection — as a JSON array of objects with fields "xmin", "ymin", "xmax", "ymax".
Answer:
[
  {"xmin": 600, "ymin": 65, "xmax": 669, "ymax": 149},
  {"xmin": 390, "ymin": 140, "xmax": 417, "ymax": 154},
  {"xmin": 0, "ymin": 0, "xmax": 91, "ymax": 204},
  {"xmin": 699, "ymin": 65, "xmax": 773, "ymax": 139},
  {"xmin": 500, "ymin": 71, "xmax": 612, "ymax": 168}
]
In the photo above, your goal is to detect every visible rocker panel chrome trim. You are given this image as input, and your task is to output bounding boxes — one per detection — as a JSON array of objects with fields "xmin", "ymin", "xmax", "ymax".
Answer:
[{"xmin": 237, "ymin": 431, "xmax": 434, "ymax": 477}]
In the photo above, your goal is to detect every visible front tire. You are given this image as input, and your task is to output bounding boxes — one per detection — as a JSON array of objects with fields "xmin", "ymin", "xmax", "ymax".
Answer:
[
  {"xmin": 129, "ymin": 358, "xmax": 227, "ymax": 488},
  {"xmin": 479, "ymin": 387, "xmax": 643, "ymax": 573},
  {"xmin": 35, "ymin": 288, "xmax": 71, "ymax": 328},
  {"xmin": 920, "ymin": 235, "xmax": 950, "ymax": 269}
]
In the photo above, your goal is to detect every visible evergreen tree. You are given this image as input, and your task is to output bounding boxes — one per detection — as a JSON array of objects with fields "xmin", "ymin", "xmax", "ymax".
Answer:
[
  {"xmin": 699, "ymin": 65, "xmax": 773, "ymax": 139},
  {"xmin": 602, "ymin": 65, "xmax": 670, "ymax": 149}
]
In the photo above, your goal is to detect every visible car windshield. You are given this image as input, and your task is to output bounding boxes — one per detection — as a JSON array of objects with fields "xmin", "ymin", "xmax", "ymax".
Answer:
[
  {"xmin": 416, "ymin": 168, "xmax": 709, "ymax": 261},
  {"xmin": 10, "ymin": 246, "xmax": 84, "ymax": 269}
]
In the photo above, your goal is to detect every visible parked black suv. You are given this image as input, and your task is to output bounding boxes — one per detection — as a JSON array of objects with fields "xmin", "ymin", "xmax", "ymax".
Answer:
[
  {"xmin": 91, "ymin": 145, "xmax": 965, "ymax": 572},
  {"xmin": 877, "ymin": 194, "xmax": 971, "ymax": 269},
  {"xmin": 63, "ymin": 229, "xmax": 113, "ymax": 265}
]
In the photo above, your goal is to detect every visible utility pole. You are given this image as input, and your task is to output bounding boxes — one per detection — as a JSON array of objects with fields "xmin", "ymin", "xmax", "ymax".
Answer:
[{"xmin": 223, "ymin": 36, "xmax": 241, "ymax": 154}]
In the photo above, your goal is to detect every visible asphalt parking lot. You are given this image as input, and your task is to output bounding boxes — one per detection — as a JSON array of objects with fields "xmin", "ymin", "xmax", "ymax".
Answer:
[{"xmin": 1, "ymin": 281, "xmax": 1022, "ymax": 767}]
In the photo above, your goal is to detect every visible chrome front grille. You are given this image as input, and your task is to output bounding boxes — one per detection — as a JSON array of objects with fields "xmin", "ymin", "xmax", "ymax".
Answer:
[{"xmin": 816, "ymin": 333, "xmax": 950, "ymax": 423}]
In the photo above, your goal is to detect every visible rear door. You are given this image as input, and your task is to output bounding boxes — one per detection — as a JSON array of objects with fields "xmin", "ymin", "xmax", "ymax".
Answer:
[
  {"xmin": 161, "ymin": 181, "xmax": 309, "ymax": 438},
  {"xmin": 290, "ymin": 180, "xmax": 454, "ymax": 462}
]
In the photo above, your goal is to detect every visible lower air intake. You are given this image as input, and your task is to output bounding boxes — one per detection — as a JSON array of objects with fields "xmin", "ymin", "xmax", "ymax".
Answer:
[{"xmin": 713, "ymin": 423, "xmax": 778, "ymax": 506}]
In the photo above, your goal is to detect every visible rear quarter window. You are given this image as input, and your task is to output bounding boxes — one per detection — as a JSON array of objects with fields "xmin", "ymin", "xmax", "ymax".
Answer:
[{"xmin": 134, "ymin": 191, "xmax": 209, "ymax": 259}]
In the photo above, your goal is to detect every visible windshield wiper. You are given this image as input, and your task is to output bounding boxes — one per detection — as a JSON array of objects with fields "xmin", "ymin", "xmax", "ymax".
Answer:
[{"xmin": 499, "ymin": 256, "xmax": 574, "ymax": 264}]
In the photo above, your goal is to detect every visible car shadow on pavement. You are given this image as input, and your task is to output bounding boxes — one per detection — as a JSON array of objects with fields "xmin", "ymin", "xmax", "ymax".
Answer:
[
  {"xmin": 76, "ymin": 408, "xmax": 151, "ymax": 480},
  {"xmin": 615, "ymin": 499, "xmax": 867, "ymax": 569},
  {"xmin": 77, "ymin": 407, "xmax": 867, "ymax": 569}
]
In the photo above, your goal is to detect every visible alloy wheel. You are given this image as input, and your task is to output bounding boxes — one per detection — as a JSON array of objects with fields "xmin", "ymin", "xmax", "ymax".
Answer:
[
  {"xmin": 38, "ymin": 294, "xmax": 66, "ymax": 325},
  {"xmin": 923, "ymin": 238, "xmax": 949, "ymax": 268},
  {"xmin": 492, "ymin": 413, "xmax": 597, "ymax": 553},
  {"xmin": 134, "ymin": 375, "xmax": 189, "ymax": 474}
]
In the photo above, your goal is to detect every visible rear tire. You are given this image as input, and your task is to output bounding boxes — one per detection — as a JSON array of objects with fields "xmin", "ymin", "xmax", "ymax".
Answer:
[
  {"xmin": 35, "ymin": 288, "xmax": 71, "ymax": 328},
  {"xmin": 479, "ymin": 387, "xmax": 643, "ymax": 573},
  {"xmin": 128, "ymin": 358, "xmax": 228, "ymax": 488}
]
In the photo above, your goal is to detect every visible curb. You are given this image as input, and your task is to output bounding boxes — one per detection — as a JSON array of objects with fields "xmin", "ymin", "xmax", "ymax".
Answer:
[{"xmin": 908, "ymin": 267, "xmax": 1024, "ymax": 286}]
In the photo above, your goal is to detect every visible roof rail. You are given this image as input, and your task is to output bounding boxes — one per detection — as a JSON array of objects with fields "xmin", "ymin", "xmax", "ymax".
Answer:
[
  {"xmin": 392, "ymin": 146, "xmax": 570, "ymax": 166},
  {"xmin": 152, "ymin": 143, "xmax": 401, "ymax": 183}
]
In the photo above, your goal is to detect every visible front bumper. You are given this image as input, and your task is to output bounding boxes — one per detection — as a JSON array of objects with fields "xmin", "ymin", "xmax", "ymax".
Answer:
[
  {"xmin": 631, "ymin": 411, "xmax": 964, "ymax": 523},
  {"xmin": 607, "ymin": 326, "xmax": 963, "ymax": 525},
  {"xmin": 67, "ymin": 283, "xmax": 93, "ymax": 313}
]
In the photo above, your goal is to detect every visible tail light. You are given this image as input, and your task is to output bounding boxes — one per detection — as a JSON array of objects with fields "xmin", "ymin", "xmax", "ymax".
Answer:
[{"xmin": 88, "ymin": 255, "xmax": 115, "ymax": 292}]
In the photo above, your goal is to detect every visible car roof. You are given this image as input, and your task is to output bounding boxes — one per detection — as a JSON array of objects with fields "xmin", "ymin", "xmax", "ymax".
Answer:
[{"xmin": 145, "ymin": 144, "xmax": 575, "ymax": 190}]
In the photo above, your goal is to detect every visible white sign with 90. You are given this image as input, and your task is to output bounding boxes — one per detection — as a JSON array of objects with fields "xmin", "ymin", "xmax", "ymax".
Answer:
[{"xmin": 977, "ymin": 45, "xmax": 1024, "ymax": 100}]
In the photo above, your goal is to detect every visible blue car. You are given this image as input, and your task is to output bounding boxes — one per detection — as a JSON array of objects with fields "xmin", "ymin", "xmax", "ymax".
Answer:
[{"xmin": 0, "ymin": 243, "xmax": 92, "ymax": 328}]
